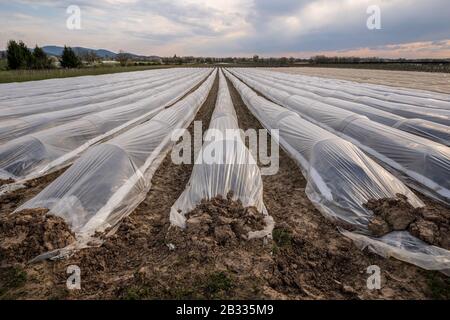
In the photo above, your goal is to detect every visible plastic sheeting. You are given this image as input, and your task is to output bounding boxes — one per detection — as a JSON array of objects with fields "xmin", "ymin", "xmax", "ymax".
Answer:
[
  {"xmin": 225, "ymin": 69, "xmax": 450, "ymax": 273},
  {"xmin": 170, "ymin": 70, "xmax": 274, "ymax": 239},
  {"xmin": 0, "ymin": 69, "xmax": 190, "ymax": 120},
  {"xmin": 0, "ymin": 68, "xmax": 177, "ymax": 103},
  {"xmin": 17, "ymin": 69, "xmax": 217, "ymax": 258},
  {"xmin": 0, "ymin": 69, "xmax": 173, "ymax": 109},
  {"xmin": 254, "ymin": 69, "xmax": 450, "ymax": 111},
  {"xmin": 0, "ymin": 69, "xmax": 211, "ymax": 182},
  {"xmin": 237, "ymin": 70, "xmax": 450, "ymax": 146},
  {"xmin": 0, "ymin": 69, "xmax": 205, "ymax": 144},
  {"xmin": 0, "ymin": 68, "xmax": 195, "ymax": 110},
  {"xmin": 229, "ymin": 69, "xmax": 450, "ymax": 204},
  {"xmin": 239, "ymin": 69, "xmax": 450, "ymax": 126}
]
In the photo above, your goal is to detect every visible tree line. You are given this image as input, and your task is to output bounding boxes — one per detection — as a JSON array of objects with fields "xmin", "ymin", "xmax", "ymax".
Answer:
[
  {"xmin": 311, "ymin": 55, "xmax": 450, "ymax": 64},
  {"xmin": 6, "ymin": 40, "xmax": 82, "ymax": 70}
]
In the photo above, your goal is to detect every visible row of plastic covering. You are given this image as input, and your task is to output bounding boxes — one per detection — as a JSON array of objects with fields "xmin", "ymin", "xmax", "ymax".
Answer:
[
  {"xmin": 332, "ymin": 77, "xmax": 450, "ymax": 107},
  {"xmin": 0, "ymin": 69, "xmax": 169, "ymax": 108},
  {"xmin": 242, "ymin": 69, "xmax": 450, "ymax": 126},
  {"xmin": 228, "ymin": 69, "xmax": 450, "ymax": 204},
  {"xmin": 0, "ymin": 69, "xmax": 206, "ymax": 144},
  {"xmin": 287, "ymin": 72, "xmax": 450, "ymax": 104},
  {"xmin": 0, "ymin": 68, "xmax": 179, "ymax": 102},
  {"xmin": 0, "ymin": 69, "xmax": 191, "ymax": 120},
  {"xmin": 18, "ymin": 69, "xmax": 217, "ymax": 259},
  {"xmin": 242, "ymin": 68, "xmax": 450, "ymax": 126},
  {"xmin": 224, "ymin": 69, "xmax": 450, "ymax": 273},
  {"xmin": 0, "ymin": 69, "xmax": 180, "ymax": 109},
  {"xmin": 170, "ymin": 70, "xmax": 274, "ymax": 239},
  {"xmin": 237, "ymin": 69, "xmax": 450, "ymax": 146},
  {"xmin": 258, "ymin": 69, "xmax": 450, "ymax": 112},
  {"xmin": 0, "ymin": 69, "xmax": 211, "ymax": 183},
  {"xmin": 262, "ymin": 68, "xmax": 450, "ymax": 113}
]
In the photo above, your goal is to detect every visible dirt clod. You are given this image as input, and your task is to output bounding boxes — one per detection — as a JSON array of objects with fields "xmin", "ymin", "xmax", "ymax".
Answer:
[
  {"xmin": 366, "ymin": 194, "xmax": 416, "ymax": 232},
  {"xmin": 368, "ymin": 216, "xmax": 391, "ymax": 237},
  {"xmin": 168, "ymin": 194, "xmax": 267, "ymax": 247},
  {"xmin": 0, "ymin": 208, "xmax": 76, "ymax": 264},
  {"xmin": 0, "ymin": 178, "xmax": 15, "ymax": 187},
  {"xmin": 0, "ymin": 168, "xmax": 68, "ymax": 216},
  {"xmin": 366, "ymin": 195, "xmax": 450, "ymax": 249},
  {"xmin": 410, "ymin": 220, "xmax": 440, "ymax": 245}
]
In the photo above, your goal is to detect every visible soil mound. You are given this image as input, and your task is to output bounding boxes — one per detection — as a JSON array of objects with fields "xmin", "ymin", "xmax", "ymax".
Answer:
[
  {"xmin": 365, "ymin": 194, "xmax": 450, "ymax": 249},
  {"xmin": 0, "ymin": 208, "xmax": 76, "ymax": 264},
  {"xmin": 168, "ymin": 192, "xmax": 266, "ymax": 247},
  {"xmin": 0, "ymin": 179, "xmax": 15, "ymax": 187}
]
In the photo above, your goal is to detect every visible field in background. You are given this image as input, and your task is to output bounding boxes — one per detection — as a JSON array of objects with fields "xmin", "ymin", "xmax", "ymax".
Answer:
[
  {"xmin": 300, "ymin": 63, "xmax": 450, "ymax": 73},
  {"xmin": 270, "ymin": 67, "xmax": 450, "ymax": 94}
]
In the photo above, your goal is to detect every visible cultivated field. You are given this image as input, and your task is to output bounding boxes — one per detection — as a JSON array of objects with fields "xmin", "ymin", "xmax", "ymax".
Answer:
[
  {"xmin": 271, "ymin": 67, "xmax": 450, "ymax": 94},
  {"xmin": 0, "ymin": 67, "xmax": 449, "ymax": 299}
]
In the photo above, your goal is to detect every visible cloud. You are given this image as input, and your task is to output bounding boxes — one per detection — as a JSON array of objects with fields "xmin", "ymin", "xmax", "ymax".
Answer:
[{"xmin": 0, "ymin": 0, "xmax": 449, "ymax": 58}]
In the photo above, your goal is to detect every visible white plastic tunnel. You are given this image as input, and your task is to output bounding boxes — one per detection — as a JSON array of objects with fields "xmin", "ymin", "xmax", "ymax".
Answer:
[
  {"xmin": 240, "ymin": 69, "xmax": 450, "ymax": 126},
  {"xmin": 237, "ymin": 69, "xmax": 450, "ymax": 146},
  {"xmin": 225, "ymin": 69, "xmax": 450, "ymax": 273},
  {"xmin": 0, "ymin": 69, "xmax": 186, "ymax": 120},
  {"xmin": 0, "ymin": 68, "xmax": 174, "ymax": 101},
  {"xmin": 17, "ymin": 70, "xmax": 217, "ymax": 257},
  {"xmin": 170, "ymin": 70, "xmax": 274, "ymax": 239},
  {"xmin": 0, "ymin": 69, "xmax": 204, "ymax": 143},
  {"xmin": 229, "ymin": 69, "xmax": 450, "ymax": 204},
  {"xmin": 248, "ymin": 68, "xmax": 450, "ymax": 113},
  {"xmin": 0, "ymin": 69, "xmax": 211, "ymax": 182},
  {"xmin": 0, "ymin": 68, "xmax": 186, "ymax": 116}
]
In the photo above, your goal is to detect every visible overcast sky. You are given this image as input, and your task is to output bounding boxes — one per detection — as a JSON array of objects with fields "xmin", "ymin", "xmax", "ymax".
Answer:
[{"xmin": 0, "ymin": 0, "xmax": 449, "ymax": 58}]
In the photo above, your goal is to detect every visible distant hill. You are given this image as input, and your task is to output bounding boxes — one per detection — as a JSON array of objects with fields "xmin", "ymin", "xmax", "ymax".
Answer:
[
  {"xmin": 0, "ymin": 46, "xmax": 161, "ymax": 63},
  {"xmin": 41, "ymin": 46, "xmax": 161, "ymax": 61},
  {"xmin": 42, "ymin": 46, "xmax": 117, "ymax": 58}
]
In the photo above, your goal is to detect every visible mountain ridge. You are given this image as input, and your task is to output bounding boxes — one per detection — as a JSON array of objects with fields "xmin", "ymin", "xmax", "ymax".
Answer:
[{"xmin": 42, "ymin": 46, "xmax": 160, "ymax": 60}]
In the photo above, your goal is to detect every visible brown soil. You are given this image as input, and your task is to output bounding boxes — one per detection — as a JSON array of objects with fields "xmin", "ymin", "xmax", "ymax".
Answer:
[
  {"xmin": 167, "ymin": 192, "xmax": 266, "ymax": 247},
  {"xmin": 1, "ymin": 72, "xmax": 449, "ymax": 300},
  {"xmin": 0, "ymin": 208, "xmax": 75, "ymax": 265},
  {"xmin": 366, "ymin": 194, "xmax": 450, "ymax": 249},
  {"xmin": 0, "ymin": 179, "xmax": 15, "ymax": 187},
  {"xmin": 0, "ymin": 168, "xmax": 67, "ymax": 215}
]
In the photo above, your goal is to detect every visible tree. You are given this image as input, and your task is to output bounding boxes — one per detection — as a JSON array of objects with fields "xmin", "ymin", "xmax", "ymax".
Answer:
[
  {"xmin": 253, "ymin": 55, "xmax": 259, "ymax": 63},
  {"xmin": 60, "ymin": 46, "xmax": 81, "ymax": 68},
  {"xmin": 32, "ymin": 45, "xmax": 51, "ymax": 69},
  {"xmin": 6, "ymin": 40, "xmax": 32, "ymax": 69},
  {"xmin": 80, "ymin": 50, "xmax": 99, "ymax": 64},
  {"xmin": 173, "ymin": 54, "xmax": 182, "ymax": 65},
  {"xmin": 279, "ymin": 57, "xmax": 288, "ymax": 65},
  {"xmin": 116, "ymin": 50, "xmax": 129, "ymax": 66}
]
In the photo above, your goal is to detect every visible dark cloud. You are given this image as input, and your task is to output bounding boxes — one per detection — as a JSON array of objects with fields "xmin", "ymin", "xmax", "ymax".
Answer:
[
  {"xmin": 229, "ymin": 0, "xmax": 450, "ymax": 54},
  {"xmin": 2, "ymin": 0, "xmax": 450, "ymax": 56}
]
